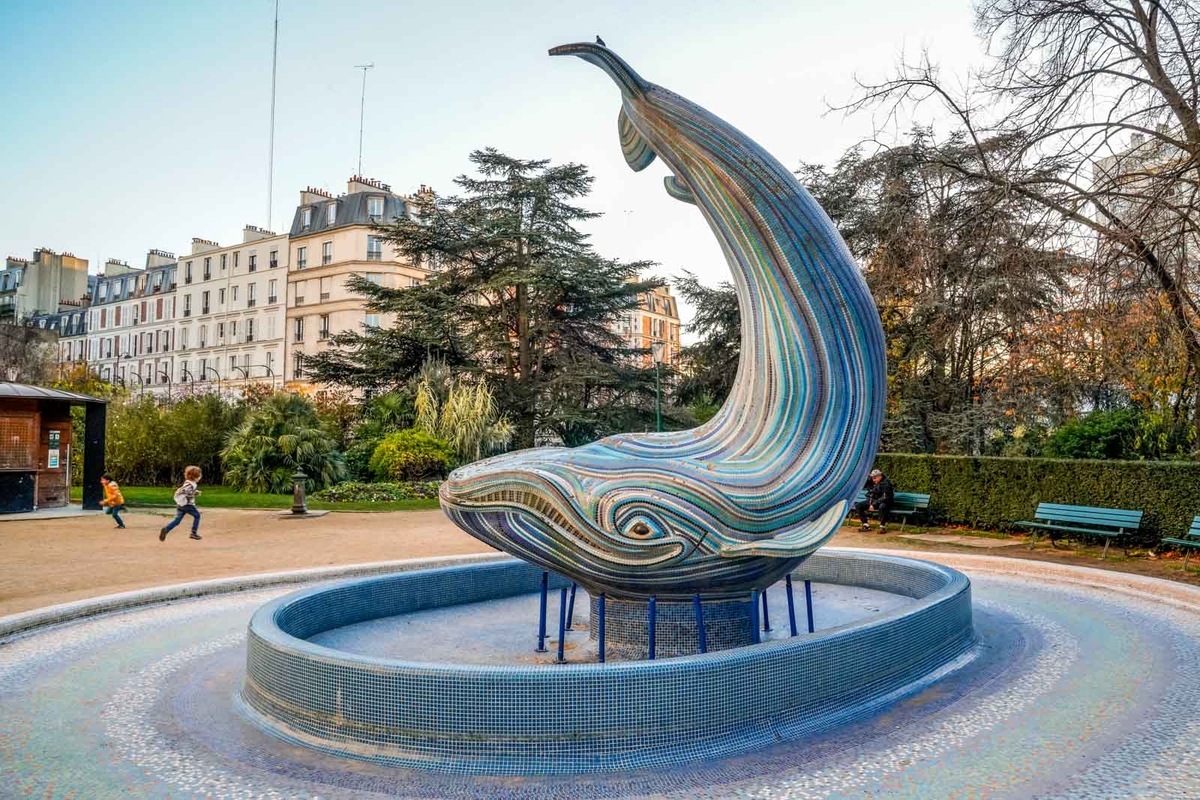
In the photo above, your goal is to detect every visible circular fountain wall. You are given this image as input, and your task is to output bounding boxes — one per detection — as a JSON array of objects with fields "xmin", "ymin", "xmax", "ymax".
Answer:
[{"xmin": 240, "ymin": 551, "xmax": 973, "ymax": 775}]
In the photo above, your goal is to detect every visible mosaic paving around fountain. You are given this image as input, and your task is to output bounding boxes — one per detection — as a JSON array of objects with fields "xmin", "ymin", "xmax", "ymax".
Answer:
[{"xmin": 2, "ymin": 554, "xmax": 1199, "ymax": 799}]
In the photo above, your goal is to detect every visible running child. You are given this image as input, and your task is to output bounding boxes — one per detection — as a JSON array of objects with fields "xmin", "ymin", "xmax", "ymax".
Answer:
[{"xmin": 159, "ymin": 466, "xmax": 203, "ymax": 541}]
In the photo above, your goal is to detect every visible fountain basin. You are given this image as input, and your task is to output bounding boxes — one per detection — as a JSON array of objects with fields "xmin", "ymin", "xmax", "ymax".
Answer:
[{"xmin": 240, "ymin": 550, "xmax": 973, "ymax": 775}]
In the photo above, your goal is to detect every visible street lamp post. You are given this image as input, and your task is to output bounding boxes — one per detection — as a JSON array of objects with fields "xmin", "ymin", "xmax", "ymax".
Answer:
[
  {"xmin": 651, "ymin": 341, "xmax": 666, "ymax": 433},
  {"xmin": 202, "ymin": 366, "xmax": 222, "ymax": 395}
]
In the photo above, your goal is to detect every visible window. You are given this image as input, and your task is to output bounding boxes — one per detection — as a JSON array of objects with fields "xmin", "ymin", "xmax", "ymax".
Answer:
[
  {"xmin": 199, "ymin": 325, "xmax": 207, "ymax": 348},
  {"xmin": 232, "ymin": 285, "xmax": 239, "ymax": 303},
  {"xmin": 199, "ymin": 358, "xmax": 208, "ymax": 379},
  {"xmin": 293, "ymin": 318, "xmax": 304, "ymax": 343},
  {"xmin": 230, "ymin": 356, "xmax": 237, "ymax": 375},
  {"xmin": 265, "ymin": 351, "xmax": 274, "ymax": 374},
  {"xmin": 293, "ymin": 351, "xmax": 304, "ymax": 378},
  {"xmin": 248, "ymin": 283, "xmax": 257, "ymax": 306},
  {"xmin": 322, "ymin": 241, "xmax": 333, "ymax": 265},
  {"xmin": 233, "ymin": 252, "xmax": 239, "ymax": 268},
  {"xmin": 115, "ymin": 306, "xmax": 121, "ymax": 326},
  {"xmin": 201, "ymin": 291, "xmax": 210, "ymax": 315},
  {"xmin": 153, "ymin": 272, "xmax": 163, "ymax": 291},
  {"xmin": 365, "ymin": 313, "xmax": 380, "ymax": 328},
  {"xmin": 297, "ymin": 246, "xmax": 307, "ymax": 269},
  {"xmin": 248, "ymin": 253, "xmax": 257, "ymax": 272},
  {"xmin": 326, "ymin": 203, "xmax": 337, "ymax": 225},
  {"xmin": 367, "ymin": 235, "xmax": 383, "ymax": 260},
  {"xmin": 320, "ymin": 276, "xmax": 332, "ymax": 300},
  {"xmin": 116, "ymin": 278, "xmax": 125, "ymax": 295},
  {"xmin": 219, "ymin": 288, "xmax": 226, "ymax": 305},
  {"xmin": 246, "ymin": 319, "xmax": 255, "ymax": 342},
  {"xmin": 230, "ymin": 320, "xmax": 237, "ymax": 339},
  {"xmin": 266, "ymin": 316, "xmax": 276, "ymax": 339},
  {"xmin": 220, "ymin": 254, "xmax": 227, "ymax": 271},
  {"xmin": 269, "ymin": 249, "xmax": 278, "ymax": 269},
  {"xmin": 301, "ymin": 207, "xmax": 312, "ymax": 229},
  {"xmin": 319, "ymin": 314, "xmax": 330, "ymax": 340},
  {"xmin": 203, "ymin": 257, "xmax": 211, "ymax": 280},
  {"xmin": 218, "ymin": 322, "xmax": 225, "ymax": 340},
  {"xmin": 185, "ymin": 261, "xmax": 193, "ymax": 284},
  {"xmin": 268, "ymin": 279, "xmax": 278, "ymax": 303},
  {"xmin": 98, "ymin": 283, "xmax": 107, "ymax": 301},
  {"xmin": 243, "ymin": 353, "xmax": 251, "ymax": 369},
  {"xmin": 180, "ymin": 328, "xmax": 188, "ymax": 349},
  {"xmin": 180, "ymin": 359, "xmax": 189, "ymax": 380},
  {"xmin": 183, "ymin": 295, "xmax": 191, "ymax": 317},
  {"xmin": 367, "ymin": 196, "xmax": 384, "ymax": 220},
  {"xmin": 365, "ymin": 272, "xmax": 382, "ymax": 285}
]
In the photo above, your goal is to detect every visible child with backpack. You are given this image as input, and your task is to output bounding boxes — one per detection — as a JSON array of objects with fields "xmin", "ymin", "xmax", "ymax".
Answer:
[
  {"xmin": 99, "ymin": 474, "xmax": 126, "ymax": 529},
  {"xmin": 159, "ymin": 465, "xmax": 203, "ymax": 541}
]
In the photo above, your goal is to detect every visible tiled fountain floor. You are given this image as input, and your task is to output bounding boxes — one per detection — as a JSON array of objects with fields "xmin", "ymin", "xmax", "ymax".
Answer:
[
  {"xmin": 2, "ymin": 556, "xmax": 1199, "ymax": 799},
  {"xmin": 308, "ymin": 581, "xmax": 910, "ymax": 664}
]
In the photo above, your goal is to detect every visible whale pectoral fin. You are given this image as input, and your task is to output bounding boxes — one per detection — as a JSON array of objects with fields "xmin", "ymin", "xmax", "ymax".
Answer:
[
  {"xmin": 618, "ymin": 106, "xmax": 656, "ymax": 172},
  {"xmin": 716, "ymin": 501, "xmax": 849, "ymax": 559},
  {"xmin": 663, "ymin": 174, "xmax": 697, "ymax": 205}
]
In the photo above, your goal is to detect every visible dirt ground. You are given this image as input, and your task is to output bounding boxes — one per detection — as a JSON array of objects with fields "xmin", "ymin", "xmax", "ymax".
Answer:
[
  {"xmin": 0, "ymin": 507, "xmax": 490, "ymax": 616},
  {"xmin": 2, "ymin": 510, "xmax": 1197, "ymax": 617}
]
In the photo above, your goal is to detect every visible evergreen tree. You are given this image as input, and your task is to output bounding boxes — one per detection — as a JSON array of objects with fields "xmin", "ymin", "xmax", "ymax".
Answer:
[{"xmin": 306, "ymin": 148, "xmax": 664, "ymax": 448}]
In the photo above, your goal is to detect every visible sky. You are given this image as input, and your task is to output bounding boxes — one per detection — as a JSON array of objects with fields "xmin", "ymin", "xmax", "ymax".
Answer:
[{"xmin": 0, "ymin": 0, "xmax": 984, "ymax": 330}]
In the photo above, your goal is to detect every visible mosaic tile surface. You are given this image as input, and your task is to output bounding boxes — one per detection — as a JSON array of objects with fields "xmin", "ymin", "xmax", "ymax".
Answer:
[
  {"xmin": 441, "ymin": 41, "xmax": 887, "ymax": 599},
  {"xmin": 2, "ymin": 563, "xmax": 1199, "ymax": 798}
]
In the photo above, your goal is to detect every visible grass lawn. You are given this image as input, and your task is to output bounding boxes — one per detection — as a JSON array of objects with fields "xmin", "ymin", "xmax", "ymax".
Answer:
[{"xmin": 71, "ymin": 485, "xmax": 440, "ymax": 512}]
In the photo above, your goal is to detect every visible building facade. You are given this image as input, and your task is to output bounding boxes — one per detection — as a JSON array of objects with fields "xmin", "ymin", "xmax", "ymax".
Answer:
[
  {"xmin": 85, "ymin": 253, "xmax": 179, "ymax": 390},
  {"xmin": 1, "ymin": 249, "xmax": 90, "ymax": 322},
  {"xmin": 173, "ymin": 227, "xmax": 289, "ymax": 392},
  {"xmin": 284, "ymin": 176, "xmax": 429, "ymax": 384},
  {"xmin": 613, "ymin": 282, "xmax": 684, "ymax": 367}
]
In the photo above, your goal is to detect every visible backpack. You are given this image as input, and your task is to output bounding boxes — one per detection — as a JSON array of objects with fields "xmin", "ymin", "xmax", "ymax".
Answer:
[{"xmin": 173, "ymin": 481, "xmax": 193, "ymax": 507}]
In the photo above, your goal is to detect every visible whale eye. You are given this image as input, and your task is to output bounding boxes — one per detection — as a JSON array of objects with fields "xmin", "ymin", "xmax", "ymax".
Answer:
[{"xmin": 629, "ymin": 522, "xmax": 652, "ymax": 538}]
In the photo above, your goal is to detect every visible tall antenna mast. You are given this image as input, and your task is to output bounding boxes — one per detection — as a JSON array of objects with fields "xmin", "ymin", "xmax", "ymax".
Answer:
[
  {"xmin": 267, "ymin": 0, "xmax": 280, "ymax": 231},
  {"xmin": 355, "ymin": 63, "xmax": 374, "ymax": 176}
]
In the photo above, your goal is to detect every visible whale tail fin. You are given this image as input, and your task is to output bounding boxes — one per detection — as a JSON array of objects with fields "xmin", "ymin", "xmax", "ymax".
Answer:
[{"xmin": 716, "ymin": 501, "xmax": 849, "ymax": 559}]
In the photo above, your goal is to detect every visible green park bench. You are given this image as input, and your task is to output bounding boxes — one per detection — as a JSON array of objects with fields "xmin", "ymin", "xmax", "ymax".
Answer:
[
  {"xmin": 1016, "ymin": 503, "xmax": 1143, "ymax": 559},
  {"xmin": 1161, "ymin": 516, "xmax": 1200, "ymax": 571},
  {"xmin": 853, "ymin": 490, "xmax": 931, "ymax": 531}
]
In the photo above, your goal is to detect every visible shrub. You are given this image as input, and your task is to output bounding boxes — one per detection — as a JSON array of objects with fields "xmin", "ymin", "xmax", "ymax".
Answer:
[
  {"xmin": 311, "ymin": 480, "xmax": 441, "ymax": 503},
  {"xmin": 369, "ymin": 429, "xmax": 455, "ymax": 481},
  {"xmin": 875, "ymin": 453, "xmax": 1200, "ymax": 546},
  {"xmin": 222, "ymin": 393, "xmax": 347, "ymax": 492}
]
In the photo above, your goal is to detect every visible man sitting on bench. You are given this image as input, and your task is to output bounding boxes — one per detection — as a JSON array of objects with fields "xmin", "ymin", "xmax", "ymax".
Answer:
[{"xmin": 857, "ymin": 469, "xmax": 894, "ymax": 532}]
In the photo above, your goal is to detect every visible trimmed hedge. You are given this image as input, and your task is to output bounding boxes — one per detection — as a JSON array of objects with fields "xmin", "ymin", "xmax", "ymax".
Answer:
[{"xmin": 875, "ymin": 453, "xmax": 1200, "ymax": 546}]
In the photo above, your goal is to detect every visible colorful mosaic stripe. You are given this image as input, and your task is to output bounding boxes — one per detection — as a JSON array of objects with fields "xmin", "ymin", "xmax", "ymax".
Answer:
[{"xmin": 440, "ymin": 43, "xmax": 886, "ymax": 599}]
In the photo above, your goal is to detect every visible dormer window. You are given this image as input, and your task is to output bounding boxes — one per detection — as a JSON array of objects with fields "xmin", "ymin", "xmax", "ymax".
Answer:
[
  {"xmin": 368, "ymin": 196, "xmax": 384, "ymax": 220},
  {"xmin": 302, "ymin": 207, "xmax": 312, "ymax": 228},
  {"xmin": 326, "ymin": 203, "xmax": 337, "ymax": 225}
]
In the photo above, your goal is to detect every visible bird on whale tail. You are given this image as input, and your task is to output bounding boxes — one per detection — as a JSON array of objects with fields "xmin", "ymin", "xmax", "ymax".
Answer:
[{"xmin": 438, "ymin": 42, "xmax": 886, "ymax": 600}]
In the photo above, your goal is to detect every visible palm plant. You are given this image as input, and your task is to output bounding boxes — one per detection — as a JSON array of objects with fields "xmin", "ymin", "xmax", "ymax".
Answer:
[{"xmin": 222, "ymin": 393, "xmax": 347, "ymax": 492}]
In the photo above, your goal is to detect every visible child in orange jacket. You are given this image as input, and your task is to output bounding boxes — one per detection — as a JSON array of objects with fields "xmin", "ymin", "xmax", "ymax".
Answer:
[{"xmin": 99, "ymin": 474, "xmax": 126, "ymax": 529}]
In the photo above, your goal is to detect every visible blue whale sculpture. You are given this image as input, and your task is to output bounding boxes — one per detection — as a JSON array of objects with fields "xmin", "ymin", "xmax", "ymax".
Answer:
[{"xmin": 440, "ymin": 42, "xmax": 886, "ymax": 600}]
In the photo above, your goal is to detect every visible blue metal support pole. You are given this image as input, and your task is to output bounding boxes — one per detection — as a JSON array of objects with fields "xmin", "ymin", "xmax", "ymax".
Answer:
[
  {"xmin": 566, "ymin": 583, "xmax": 577, "ymax": 629},
  {"xmin": 694, "ymin": 593, "xmax": 707, "ymax": 654},
  {"xmin": 785, "ymin": 575, "xmax": 798, "ymax": 636},
  {"xmin": 750, "ymin": 590, "xmax": 761, "ymax": 644},
  {"xmin": 647, "ymin": 595, "xmax": 657, "ymax": 660},
  {"xmin": 536, "ymin": 571, "xmax": 548, "ymax": 652},
  {"xmin": 556, "ymin": 586, "xmax": 568, "ymax": 663},
  {"xmin": 761, "ymin": 586, "xmax": 772, "ymax": 632},
  {"xmin": 804, "ymin": 579, "xmax": 815, "ymax": 633},
  {"xmin": 597, "ymin": 594, "xmax": 606, "ymax": 663}
]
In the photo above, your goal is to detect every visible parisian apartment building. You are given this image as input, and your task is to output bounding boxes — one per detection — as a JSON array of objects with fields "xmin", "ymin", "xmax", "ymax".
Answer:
[{"xmin": 23, "ymin": 174, "xmax": 682, "ymax": 394}]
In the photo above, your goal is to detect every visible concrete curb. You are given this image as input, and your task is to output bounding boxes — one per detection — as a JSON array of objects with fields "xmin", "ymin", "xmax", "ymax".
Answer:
[
  {"xmin": 860, "ymin": 548, "xmax": 1200, "ymax": 611},
  {"xmin": 0, "ymin": 552, "xmax": 508, "ymax": 641}
]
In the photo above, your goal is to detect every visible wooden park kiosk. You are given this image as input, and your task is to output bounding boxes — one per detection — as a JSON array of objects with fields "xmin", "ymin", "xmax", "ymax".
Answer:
[{"xmin": 0, "ymin": 383, "xmax": 106, "ymax": 513}]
